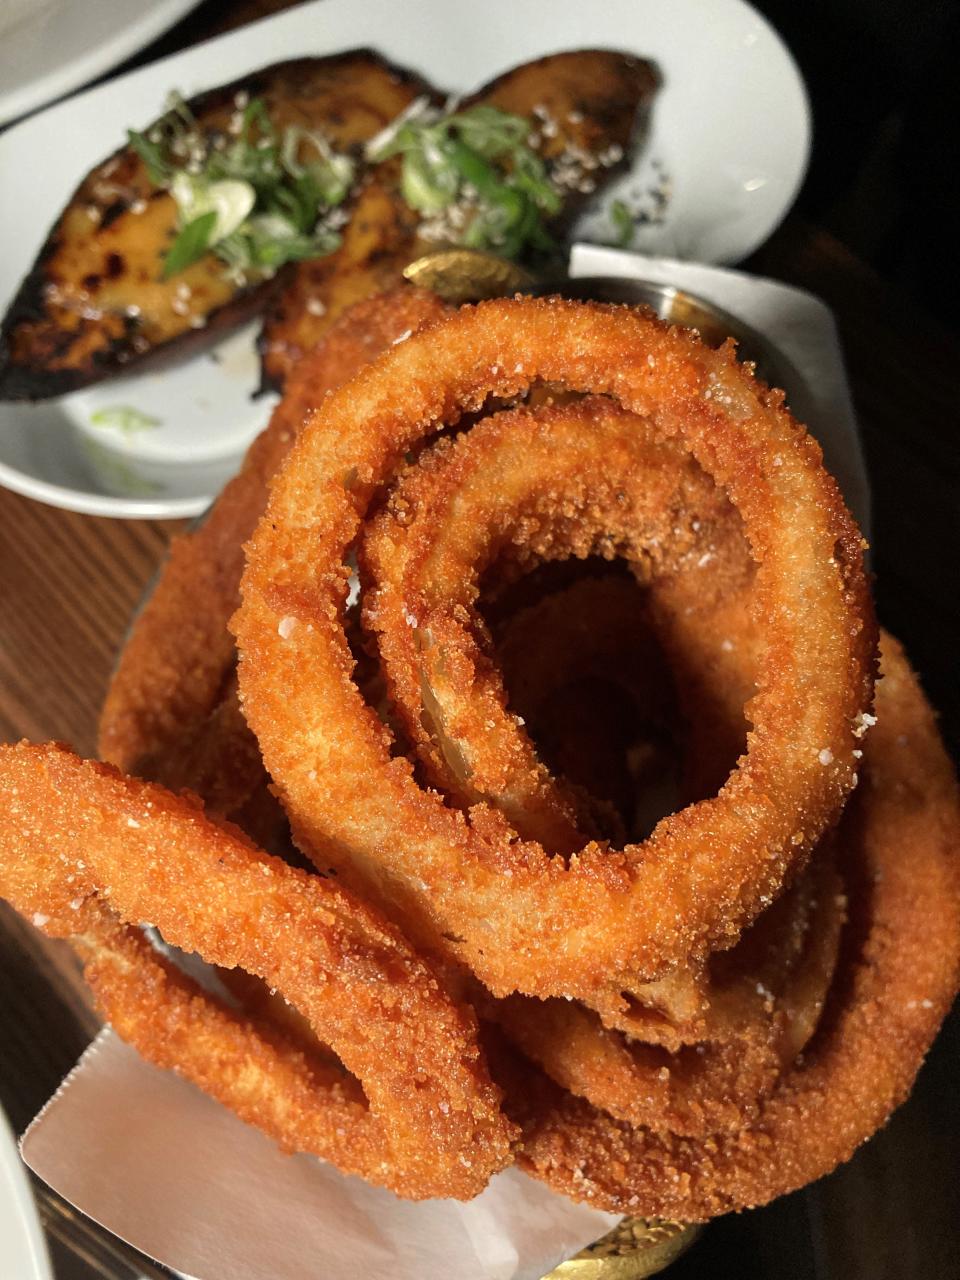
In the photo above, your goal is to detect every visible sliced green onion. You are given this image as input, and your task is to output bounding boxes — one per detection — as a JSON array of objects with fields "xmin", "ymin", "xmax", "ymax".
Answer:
[
  {"xmin": 400, "ymin": 144, "xmax": 460, "ymax": 212},
  {"xmin": 280, "ymin": 125, "xmax": 355, "ymax": 206},
  {"xmin": 89, "ymin": 406, "xmax": 162, "ymax": 433},
  {"xmin": 453, "ymin": 106, "xmax": 530, "ymax": 159},
  {"xmin": 610, "ymin": 198, "xmax": 635, "ymax": 248},
  {"xmin": 127, "ymin": 129, "xmax": 170, "ymax": 185},
  {"xmin": 367, "ymin": 101, "xmax": 564, "ymax": 260},
  {"xmin": 171, "ymin": 173, "xmax": 257, "ymax": 243},
  {"xmin": 162, "ymin": 210, "xmax": 218, "ymax": 278}
]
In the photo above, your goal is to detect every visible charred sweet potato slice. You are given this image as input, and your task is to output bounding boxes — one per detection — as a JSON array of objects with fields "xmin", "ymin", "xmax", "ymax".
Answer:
[
  {"xmin": 459, "ymin": 48, "xmax": 659, "ymax": 234},
  {"xmin": 0, "ymin": 51, "xmax": 433, "ymax": 401},
  {"xmin": 256, "ymin": 165, "xmax": 425, "ymax": 392},
  {"xmin": 257, "ymin": 48, "xmax": 659, "ymax": 392}
]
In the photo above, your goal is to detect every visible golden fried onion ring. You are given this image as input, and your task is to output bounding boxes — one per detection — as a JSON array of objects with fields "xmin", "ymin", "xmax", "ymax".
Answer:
[
  {"xmin": 359, "ymin": 396, "xmax": 847, "ymax": 1133},
  {"xmin": 0, "ymin": 744, "xmax": 514, "ymax": 1200},
  {"xmin": 489, "ymin": 846, "xmax": 844, "ymax": 1138},
  {"xmin": 236, "ymin": 297, "xmax": 874, "ymax": 1003},
  {"xmin": 506, "ymin": 635, "xmax": 960, "ymax": 1218},
  {"xmin": 361, "ymin": 395, "xmax": 752, "ymax": 862}
]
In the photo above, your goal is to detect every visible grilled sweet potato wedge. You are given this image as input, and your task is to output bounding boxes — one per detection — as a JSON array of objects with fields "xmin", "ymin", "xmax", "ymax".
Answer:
[
  {"xmin": 256, "ymin": 164, "xmax": 424, "ymax": 392},
  {"xmin": 0, "ymin": 51, "xmax": 433, "ymax": 401},
  {"xmin": 257, "ymin": 48, "xmax": 659, "ymax": 392},
  {"xmin": 458, "ymin": 47, "xmax": 659, "ymax": 221}
]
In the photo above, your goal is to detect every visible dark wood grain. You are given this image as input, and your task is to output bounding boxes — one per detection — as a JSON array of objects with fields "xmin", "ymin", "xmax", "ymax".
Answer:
[{"xmin": 0, "ymin": 3, "xmax": 957, "ymax": 1277}]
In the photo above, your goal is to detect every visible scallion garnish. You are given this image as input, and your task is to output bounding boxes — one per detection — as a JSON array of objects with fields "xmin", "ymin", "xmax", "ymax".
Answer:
[
  {"xmin": 89, "ymin": 406, "xmax": 162, "ymax": 433},
  {"xmin": 366, "ymin": 101, "xmax": 561, "ymax": 259},
  {"xmin": 162, "ymin": 210, "xmax": 219, "ymax": 279},
  {"xmin": 610, "ymin": 198, "xmax": 635, "ymax": 249},
  {"xmin": 128, "ymin": 92, "xmax": 356, "ymax": 280}
]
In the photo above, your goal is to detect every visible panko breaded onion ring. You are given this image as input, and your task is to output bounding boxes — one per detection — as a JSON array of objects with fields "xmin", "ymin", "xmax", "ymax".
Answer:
[
  {"xmin": 361, "ymin": 396, "xmax": 753, "ymax": 859},
  {"xmin": 98, "ymin": 286, "xmax": 447, "ymax": 793},
  {"xmin": 506, "ymin": 634, "xmax": 960, "ymax": 1219},
  {"xmin": 236, "ymin": 297, "xmax": 875, "ymax": 1003},
  {"xmin": 0, "ymin": 743, "xmax": 514, "ymax": 1200},
  {"xmin": 362, "ymin": 395, "xmax": 763, "ymax": 1034},
  {"xmin": 489, "ymin": 850, "xmax": 845, "ymax": 1138}
]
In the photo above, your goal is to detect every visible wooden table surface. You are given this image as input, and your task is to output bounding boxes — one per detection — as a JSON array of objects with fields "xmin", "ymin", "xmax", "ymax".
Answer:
[{"xmin": 1, "ymin": 3, "xmax": 958, "ymax": 1278}]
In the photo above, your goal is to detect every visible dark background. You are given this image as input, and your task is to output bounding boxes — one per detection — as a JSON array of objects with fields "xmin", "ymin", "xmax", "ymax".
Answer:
[{"xmin": 755, "ymin": 0, "xmax": 960, "ymax": 328}]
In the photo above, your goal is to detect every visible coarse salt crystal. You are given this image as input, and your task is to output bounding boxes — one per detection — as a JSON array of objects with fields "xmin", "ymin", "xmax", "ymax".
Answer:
[
  {"xmin": 32, "ymin": 913, "xmax": 50, "ymax": 928},
  {"xmin": 127, "ymin": 817, "xmax": 141, "ymax": 828},
  {"xmin": 278, "ymin": 615, "xmax": 297, "ymax": 639},
  {"xmin": 853, "ymin": 711, "xmax": 877, "ymax": 738},
  {"xmin": 818, "ymin": 748, "xmax": 834, "ymax": 766},
  {"xmin": 391, "ymin": 328, "xmax": 412, "ymax": 345}
]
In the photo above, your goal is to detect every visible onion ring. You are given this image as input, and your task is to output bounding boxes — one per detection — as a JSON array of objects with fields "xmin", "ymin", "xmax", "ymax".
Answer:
[
  {"xmin": 361, "ymin": 395, "xmax": 751, "ymax": 858},
  {"xmin": 504, "ymin": 633, "xmax": 960, "ymax": 1218},
  {"xmin": 236, "ymin": 297, "xmax": 874, "ymax": 1004},
  {"xmin": 434, "ymin": 520, "xmax": 844, "ymax": 1133},
  {"xmin": 488, "ymin": 848, "xmax": 844, "ymax": 1137},
  {"xmin": 0, "ymin": 743, "xmax": 514, "ymax": 1199},
  {"xmin": 361, "ymin": 394, "xmax": 776, "ymax": 1032}
]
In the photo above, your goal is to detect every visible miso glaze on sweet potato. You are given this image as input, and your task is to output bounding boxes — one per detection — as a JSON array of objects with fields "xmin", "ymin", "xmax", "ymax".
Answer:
[
  {"xmin": 257, "ymin": 49, "xmax": 659, "ymax": 392},
  {"xmin": 0, "ymin": 51, "xmax": 433, "ymax": 401}
]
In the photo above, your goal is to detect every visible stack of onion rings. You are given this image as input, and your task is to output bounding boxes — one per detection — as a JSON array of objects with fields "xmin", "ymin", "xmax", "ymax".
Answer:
[
  {"xmin": 2, "ymin": 291, "xmax": 956, "ymax": 1222},
  {"xmin": 236, "ymin": 298, "xmax": 874, "ymax": 1007}
]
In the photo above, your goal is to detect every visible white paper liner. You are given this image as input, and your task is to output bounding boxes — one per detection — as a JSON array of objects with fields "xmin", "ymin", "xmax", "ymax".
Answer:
[
  {"xmin": 21, "ymin": 1032, "xmax": 618, "ymax": 1280},
  {"xmin": 19, "ymin": 250, "xmax": 868, "ymax": 1279}
]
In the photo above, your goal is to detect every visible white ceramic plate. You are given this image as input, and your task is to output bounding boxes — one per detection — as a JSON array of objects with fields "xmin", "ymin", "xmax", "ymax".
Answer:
[
  {"xmin": 0, "ymin": 0, "xmax": 809, "ymax": 518},
  {"xmin": 0, "ymin": 1108, "xmax": 52, "ymax": 1280},
  {"xmin": 0, "ymin": 0, "xmax": 201, "ymax": 127}
]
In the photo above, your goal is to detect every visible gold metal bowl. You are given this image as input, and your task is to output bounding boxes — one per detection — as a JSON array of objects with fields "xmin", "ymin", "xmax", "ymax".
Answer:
[{"xmin": 543, "ymin": 1217, "xmax": 702, "ymax": 1279}]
